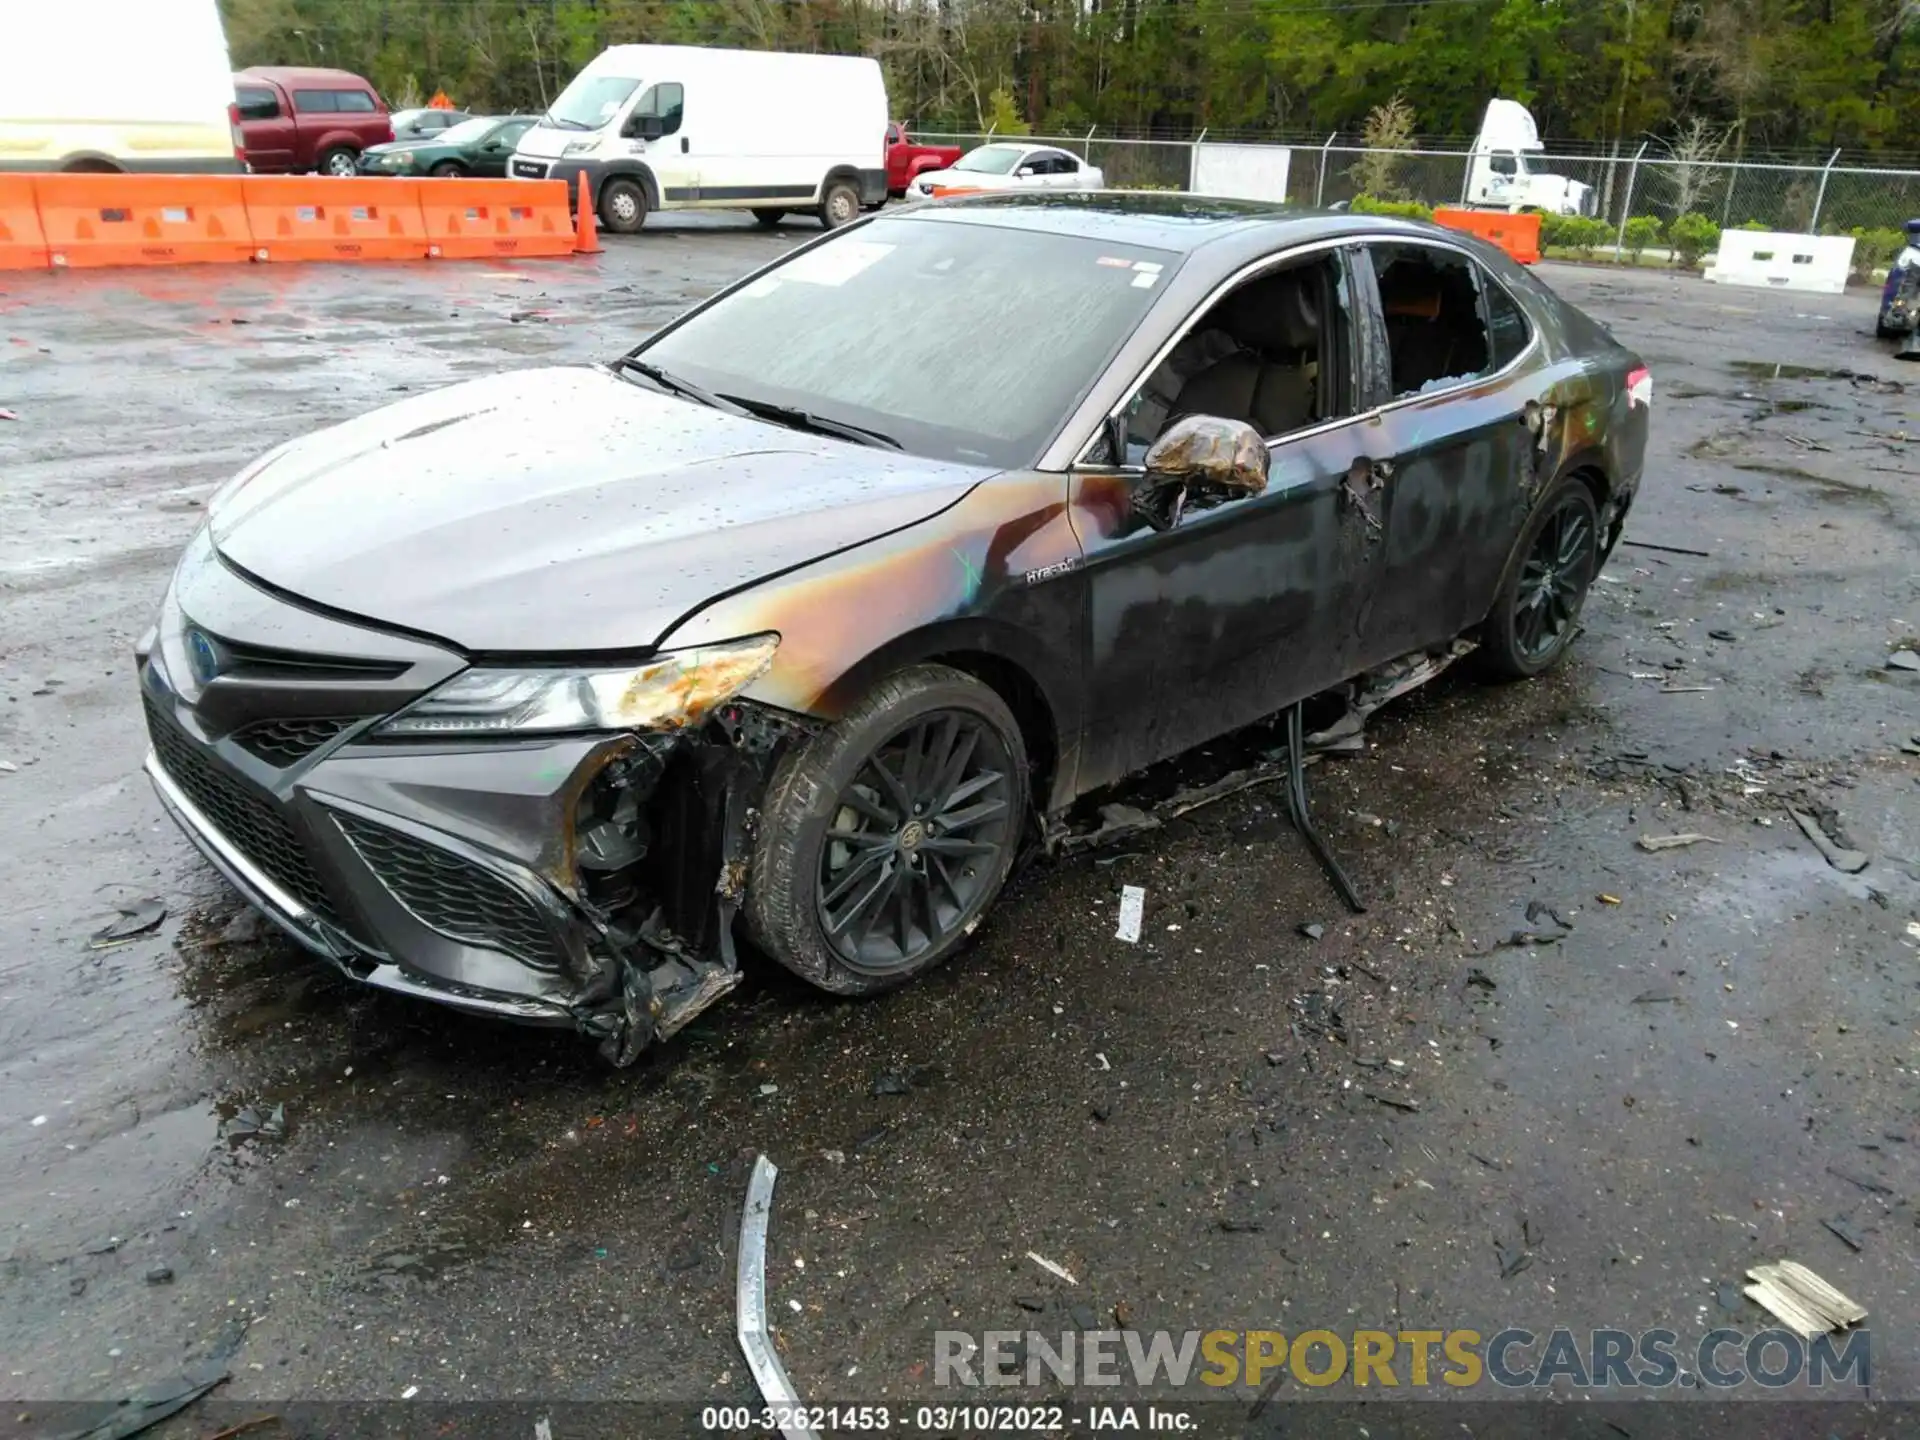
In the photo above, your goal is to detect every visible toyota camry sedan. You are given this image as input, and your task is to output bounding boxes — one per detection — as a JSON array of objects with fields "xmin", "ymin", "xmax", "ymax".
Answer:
[{"xmin": 138, "ymin": 193, "xmax": 1650, "ymax": 1064}]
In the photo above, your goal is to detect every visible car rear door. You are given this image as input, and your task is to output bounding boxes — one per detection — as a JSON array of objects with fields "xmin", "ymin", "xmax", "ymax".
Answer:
[
  {"xmin": 1346, "ymin": 238, "xmax": 1539, "ymax": 670},
  {"xmin": 236, "ymin": 82, "xmax": 294, "ymax": 171}
]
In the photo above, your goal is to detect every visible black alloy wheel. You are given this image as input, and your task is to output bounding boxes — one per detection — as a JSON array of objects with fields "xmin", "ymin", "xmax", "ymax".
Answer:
[
  {"xmin": 816, "ymin": 710, "xmax": 1014, "ymax": 976},
  {"xmin": 1478, "ymin": 477, "xmax": 1601, "ymax": 679}
]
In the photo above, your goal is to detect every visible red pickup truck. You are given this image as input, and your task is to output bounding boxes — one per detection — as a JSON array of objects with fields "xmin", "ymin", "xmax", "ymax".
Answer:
[
  {"xmin": 234, "ymin": 67, "xmax": 394, "ymax": 177},
  {"xmin": 885, "ymin": 124, "xmax": 963, "ymax": 197}
]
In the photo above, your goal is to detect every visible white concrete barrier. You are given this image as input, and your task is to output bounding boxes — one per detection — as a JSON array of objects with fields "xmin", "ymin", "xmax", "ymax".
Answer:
[{"xmin": 1708, "ymin": 230, "xmax": 1854, "ymax": 294}]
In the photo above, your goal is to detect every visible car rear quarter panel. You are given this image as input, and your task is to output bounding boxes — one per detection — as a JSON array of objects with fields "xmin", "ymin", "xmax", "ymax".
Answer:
[{"xmin": 657, "ymin": 472, "xmax": 1089, "ymax": 808}]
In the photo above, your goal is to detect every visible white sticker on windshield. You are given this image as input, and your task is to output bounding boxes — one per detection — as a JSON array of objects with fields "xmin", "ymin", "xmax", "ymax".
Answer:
[
  {"xmin": 1132, "ymin": 260, "xmax": 1164, "ymax": 273},
  {"xmin": 1131, "ymin": 271, "xmax": 1159, "ymax": 288},
  {"xmin": 781, "ymin": 239, "xmax": 894, "ymax": 287}
]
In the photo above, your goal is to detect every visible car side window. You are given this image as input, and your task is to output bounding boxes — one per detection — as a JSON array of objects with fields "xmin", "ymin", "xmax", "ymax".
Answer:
[
  {"xmin": 1483, "ymin": 272, "xmax": 1533, "ymax": 369},
  {"xmin": 495, "ymin": 120, "xmax": 533, "ymax": 146},
  {"xmin": 631, "ymin": 82, "xmax": 685, "ymax": 135},
  {"xmin": 236, "ymin": 86, "xmax": 279, "ymax": 121},
  {"xmin": 886, "ymin": 124, "xmax": 901, "ymax": 145},
  {"xmin": 334, "ymin": 90, "xmax": 377, "ymax": 113},
  {"xmin": 1369, "ymin": 245, "xmax": 1494, "ymax": 399},
  {"xmin": 292, "ymin": 90, "xmax": 336, "ymax": 114},
  {"xmin": 1037, "ymin": 152, "xmax": 1075, "ymax": 175},
  {"xmin": 1120, "ymin": 253, "xmax": 1355, "ymax": 465}
]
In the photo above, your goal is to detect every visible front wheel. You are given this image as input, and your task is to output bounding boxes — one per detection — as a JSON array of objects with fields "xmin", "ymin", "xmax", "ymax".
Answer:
[
  {"xmin": 318, "ymin": 147, "xmax": 358, "ymax": 178},
  {"xmin": 1477, "ymin": 477, "xmax": 1601, "ymax": 679},
  {"xmin": 429, "ymin": 160, "xmax": 467, "ymax": 178},
  {"xmin": 598, "ymin": 177, "xmax": 648, "ymax": 234},
  {"xmin": 817, "ymin": 178, "xmax": 860, "ymax": 229},
  {"xmin": 747, "ymin": 665, "xmax": 1028, "ymax": 996}
]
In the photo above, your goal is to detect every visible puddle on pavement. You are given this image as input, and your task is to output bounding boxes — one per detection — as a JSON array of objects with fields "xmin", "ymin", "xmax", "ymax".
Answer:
[{"xmin": 1727, "ymin": 359, "xmax": 1907, "ymax": 392}]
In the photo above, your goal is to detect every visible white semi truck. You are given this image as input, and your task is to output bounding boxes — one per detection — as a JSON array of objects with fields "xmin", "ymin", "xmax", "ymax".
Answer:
[{"xmin": 1463, "ymin": 99, "xmax": 1594, "ymax": 217}]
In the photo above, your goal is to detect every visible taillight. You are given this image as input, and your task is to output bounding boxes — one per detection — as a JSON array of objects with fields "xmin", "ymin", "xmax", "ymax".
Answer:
[
  {"xmin": 228, "ymin": 101, "xmax": 245, "ymax": 161},
  {"xmin": 1627, "ymin": 365, "xmax": 1652, "ymax": 408}
]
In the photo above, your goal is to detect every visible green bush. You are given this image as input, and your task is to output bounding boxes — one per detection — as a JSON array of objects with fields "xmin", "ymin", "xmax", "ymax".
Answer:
[
  {"xmin": 1736, "ymin": 219, "xmax": 1772, "ymax": 231},
  {"xmin": 1848, "ymin": 226, "xmax": 1906, "ymax": 280},
  {"xmin": 1541, "ymin": 213, "xmax": 1611, "ymax": 258},
  {"xmin": 1667, "ymin": 212, "xmax": 1721, "ymax": 267},
  {"xmin": 1351, "ymin": 194, "xmax": 1432, "ymax": 220},
  {"xmin": 1621, "ymin": 215, "xmax": 1661, "ymax": 261}
]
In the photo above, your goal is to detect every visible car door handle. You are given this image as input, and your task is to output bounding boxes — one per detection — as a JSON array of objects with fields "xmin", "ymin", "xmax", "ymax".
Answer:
[{"xmin": 680, "ymin": 136, "xmax": 689, "ymax": 153}]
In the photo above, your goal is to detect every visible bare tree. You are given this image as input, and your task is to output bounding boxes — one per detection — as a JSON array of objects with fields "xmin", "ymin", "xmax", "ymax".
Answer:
[
  {"xmin": 1654, "ymin": 116, "xmax": 1730, "ymax": 216},
  {"xmin": 1353, "ymin": 93, "xmax": 1415, "ymax": 199}
]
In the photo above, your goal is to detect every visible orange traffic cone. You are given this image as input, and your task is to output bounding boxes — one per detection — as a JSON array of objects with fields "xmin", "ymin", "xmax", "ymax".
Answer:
[{"xmin": 573, "ymin": 170, "xmax": 602, "ymax": 255}]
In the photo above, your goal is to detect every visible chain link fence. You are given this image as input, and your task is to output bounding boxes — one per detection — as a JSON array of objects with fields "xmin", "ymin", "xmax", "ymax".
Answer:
[{"xmin": 908, "ymin": 129, "xmax": 1920, "ymax": 260}]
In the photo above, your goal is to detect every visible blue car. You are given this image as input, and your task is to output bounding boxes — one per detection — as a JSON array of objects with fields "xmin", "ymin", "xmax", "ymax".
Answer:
[{"xmin": 1877, "ymin": 217, "xmax": 1920, "ymax": 342}]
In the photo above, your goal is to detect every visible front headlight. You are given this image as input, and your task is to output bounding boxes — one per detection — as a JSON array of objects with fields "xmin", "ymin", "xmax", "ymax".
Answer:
[
  {"xmin": 375, "ymin": 635, "xmax": 780, "ymax": 738},
  {"xmin": 388, "ymin": 152, "xmax": 414, "ymax": 168}
]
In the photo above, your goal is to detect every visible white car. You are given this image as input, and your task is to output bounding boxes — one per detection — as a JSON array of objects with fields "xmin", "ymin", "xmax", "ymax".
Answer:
[{"xmin": 906, "ymin": 142, "xmax": 1105, "ymax": 200}]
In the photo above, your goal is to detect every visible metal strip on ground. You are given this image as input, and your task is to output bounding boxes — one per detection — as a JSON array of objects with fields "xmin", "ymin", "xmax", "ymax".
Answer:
[{"xmin": 737, "ymin": 1155, "xmax": 820, "ymax": 1440}]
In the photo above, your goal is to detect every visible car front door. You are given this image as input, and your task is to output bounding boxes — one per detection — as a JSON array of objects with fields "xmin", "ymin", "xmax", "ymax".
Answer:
[
  {"xmin": 1066, "ymin": 245, "xmax": 1386, "ymax": 792},
  {"xmin": 236, "ymin": 84, "xmax": 294, "ymax": 171},
  {"xmin": 475, "ymin": 120, "xmax": 531, "ymax": 176},
  {"xmin": 1347, "ymin": 239, "xmax": 1540, "ymax": 671},
  {"xmin": 622, "ymin": 81, "xmax": 693, "ymax": 200}
]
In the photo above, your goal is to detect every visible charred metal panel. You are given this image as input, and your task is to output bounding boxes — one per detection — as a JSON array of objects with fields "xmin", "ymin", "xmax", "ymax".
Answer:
[{"xmin": 658, "ymin": 473, "xmax": 1088, "ymax": 807}]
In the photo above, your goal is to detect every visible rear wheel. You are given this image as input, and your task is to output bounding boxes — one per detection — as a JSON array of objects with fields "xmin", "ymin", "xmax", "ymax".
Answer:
[
  {"xmin": 1477, "ymin": 477, "xmax": 1601, "ymax": 679},
  {"xmin": 598, "ymin": 176, "xmax": 648, "ymax": 234},
  {"xmin": 429, "ymin": 160, "xmax": 467, "ymax": 178},
  {"xmin": 752, "ymin": 208, "xmax": 787, "ymax": 227},
  {"xmin": 747, "ymin": 665, "xmax": 1028, "ymax": 996},
  {"xmin": 318, "ymin": 147, "xmax": 358, "ymax": 178},
  {"xmin": 817, "ymin": 177, "xmax": 860, "ymax": 229}
]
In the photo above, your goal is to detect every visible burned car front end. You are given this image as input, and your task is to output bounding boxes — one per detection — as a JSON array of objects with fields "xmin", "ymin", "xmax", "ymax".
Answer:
[{"xmin": 139, "ymin": 528, "xmax": 815, "ymax": 1062}]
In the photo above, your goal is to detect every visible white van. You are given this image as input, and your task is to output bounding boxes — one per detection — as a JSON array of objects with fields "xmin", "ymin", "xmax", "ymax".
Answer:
[
  {"xmin": 512, "ymin": 45, "xmax": 888, "ymax": 233},
  {"xmin": 0, "ymin": 0, "xmax": 241, "ymax": 173}
]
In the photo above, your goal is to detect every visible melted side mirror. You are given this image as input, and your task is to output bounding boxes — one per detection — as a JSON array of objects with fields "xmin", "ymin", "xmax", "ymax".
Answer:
[{"xmin": 1136, "ymin": 415, "xmax": 1269, "ymax": 530}]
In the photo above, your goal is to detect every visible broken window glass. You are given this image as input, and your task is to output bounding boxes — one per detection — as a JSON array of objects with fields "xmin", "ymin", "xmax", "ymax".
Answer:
[{"xmin": 1369, "ymin": 245, "xmax": 1494, "ymax": 399}]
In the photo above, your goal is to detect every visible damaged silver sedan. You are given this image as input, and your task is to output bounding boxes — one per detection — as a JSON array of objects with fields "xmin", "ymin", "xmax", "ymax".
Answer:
[{"xmin": 138, "ymin": 194, "xmax": 1650, "ymax": 1063}]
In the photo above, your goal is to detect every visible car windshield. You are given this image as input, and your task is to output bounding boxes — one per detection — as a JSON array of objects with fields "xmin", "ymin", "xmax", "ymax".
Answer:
[
  {"xmin": 439, "ymin": 117, "xmax": 498, "ymax": 144},
  {"xmin": 953, "ymin": 145, "xmax": 1025, "ymax": 175},
  {"xmin": 635, "ymin": 214, "xmax": 1179, "ymax": 467},
  {"xmin": 546, "ymin": 73, "xmax": 640, "ymax": 130}
]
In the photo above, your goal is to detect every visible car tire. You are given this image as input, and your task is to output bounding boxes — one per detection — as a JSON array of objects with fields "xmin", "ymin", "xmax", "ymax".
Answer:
[
  {"xmin": 752, "ymin": 208, "xmax": 787, "ymax": 227},
  {"xmin": 318, "ymin": 147, "xmax": 358, "ymax": 178},
  {"xmin": 598, "ymin": 176, "xmax": 648, "ymax": 234},
  {"xmin": 817, "ymin": 177, "xmax": 860, "ymax": 229},
  {"xmin": 430, "ymin": 161, "xmax": 467, "ymax": 178},
  {"xmin": 1477, "ymin": 476, "xmax": 1601, "ymax": 680},
  {"xmin": 746, "ymin": 665, "xmax": 1029, "ymax": 997}
]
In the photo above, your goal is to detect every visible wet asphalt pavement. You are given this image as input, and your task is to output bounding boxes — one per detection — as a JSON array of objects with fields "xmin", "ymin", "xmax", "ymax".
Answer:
[{"xmin": 2, "ymin": 217, "xmax": 1919, "ymax": 1436}]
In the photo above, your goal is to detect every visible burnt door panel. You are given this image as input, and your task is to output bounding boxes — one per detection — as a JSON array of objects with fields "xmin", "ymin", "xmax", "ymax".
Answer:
[{"xmin": 1067, "ymin": 420, "xmax": 1380, "ymax": 796}]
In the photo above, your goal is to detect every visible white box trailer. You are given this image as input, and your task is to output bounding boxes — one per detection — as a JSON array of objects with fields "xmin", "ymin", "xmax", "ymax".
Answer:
[{"xmin": 512, "ymin": 45, "xmax": 888, "ymax": 233}]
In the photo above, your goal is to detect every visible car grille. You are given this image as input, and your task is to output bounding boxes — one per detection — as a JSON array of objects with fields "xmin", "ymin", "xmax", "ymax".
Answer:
[
  {"xmin": 144, "ymin": 696, "xmax": 338, "ymax": 922},
  {"xmin": 511, "ymin": 159, "xmax": 547, "ymax": 180},
  {"xmin": 333, "ymin": 812, "xmax": 563, "ymax": 971},
  {"xmin": 232, "ymin": 716, "xmax": 356, "ymax": 766}
]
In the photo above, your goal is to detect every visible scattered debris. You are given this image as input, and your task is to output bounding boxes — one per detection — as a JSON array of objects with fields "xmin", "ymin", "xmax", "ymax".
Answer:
[
  {"xmin": 1887, "ymin": 650, "xmax": 1920, "ymax": 673},
  {"xmin": 1820, "ymin": 1217, "xmax": 1865, "ymax": 1252},
  {"xmin": 1659, "ymin": 684, "xmax": 1715, "ymax": 694},
  {"xmin": 1298, "ymin": 922, "xmax": 1325, "ymax": 941},
  {"xmin": 1597, "ymin": 893, "xmax": 1622, "ymax": 905},
  {"xmin": 1115, "ymin": 885, "xmax": 1146, "ymax": 943},
  {"xmin": 1465, "ymin": 967, "xmax": 1497, "ymax": 991},
  {"xmin": 870, "ymin": 1072, "xmax": 912, "ymax": 1097},
  {"xmin": 736, "ymin": 1156, "xmax": 819, "ymax": 1440},
  {"xmin": 1631, "ymin": 989, "xmax": 1680, "ymax": 1004},
  {"xmin": 218, "ymin": 909, "xmax": 267, "ymax": 945},
  {"xmin": 1743, "ymin": 1260, "xmax": 1867, "ymax": 1335},
  {"xmin": 1788, "ymin": 808, "xmax": 1870, "ymax": 874},
  {"xmin": 1365, "ymin": 1091, "xmax": 1420, "ymax": 1113},
  {"xmin": 1827, "ymin": 1165, "xmax": 1892, "ymax": 1196},
  {"xmin": 1708, "ymin": 629, "xmax": 1738, "ymax": 643},
  {"xmin": 218, "ymin": 1103, "xmax": 286, "ymax": 1146},
  {"xmin": 1217, "ymin": 1218, "xmax": 1266, "ymax": 1234},
  {"xmin": 1307, "ymin": 639, "xmax": 1475, "ymax": 753},
  {"xmin": 88, "ymin": 898, "xmax": 167, "ymax": 948},
  {"xmin": 1495, "ymin": 1240, "xmax": 1533, "ymax": 1279},
  {"xmin": 1291, "ymin": 992, "xmax": 1346, "ymax": 1042},
  {"xmin": 1026, "ymin": 1251, "xmax": 1078, "ymax": 1286},
  {"xmin": 0, "ymin": 408, "xmax": 16, "ymax": 421},
  {"xmin": 145, "ymin": 1264, "xmax": 174, "ymax": 1285},
  {"xmin": 52, "ymin": 1365, "xmax": 228, "ymax": 1440},
  {"xmin": 1014, "ymin": 1294, "xmax": 1047, "ymax": 1313},
  {"xmin": 757, "ymin": 1083, "xmax": 779, "ymax": 1097},
  {"xmin": 1621, "ymin": 539, "xmax": 1710, "ymax": 557},
  {"xmin": 1637, "ymin": 833, "xmax": 1721, "ymax": 852}
]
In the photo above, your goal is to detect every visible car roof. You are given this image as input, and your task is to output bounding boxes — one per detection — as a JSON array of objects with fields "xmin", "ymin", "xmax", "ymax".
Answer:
[
  {"xmin": 894, "ymin": 191, "xmax": 1439, "ymax": 259},
  {"xmin": 239, "ymin": 67, "xmax": 378, "ymax": 88}
]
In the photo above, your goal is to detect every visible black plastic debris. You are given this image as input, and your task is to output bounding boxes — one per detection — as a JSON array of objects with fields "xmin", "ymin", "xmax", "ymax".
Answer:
[
  {"xmin": 1822, "ymin": 1217, "xmax": 1865, "ymax": 1252},
  {"xmin": 144, "ymin": 1264, "xmax": 174, "ymax": 1285},
  {"xmin": 1496, "ymin": 1241, "xmax": 1533, "ymax": 1279},
  {"xmin": 1788, "ymin": 808, "xmax": 1869, "ymax": 874},
  {"xmin": 46, "ymin": 1363, "xmax": 227, "ymax": 1440},
  {"xmin": 1290, "ymin": 992, "xmax": 1346, "ymax": 1043},
  {"xmin": 1298, "ymin": 922, "xmax": 1326, "ymax": 941},
  {"xmin": 218, "ymin": 1103, "xmax": 287, "ymax": 1147},
  {"xmin": 88, "ymin": 898, "xmax": 166, "ymax": 949}
]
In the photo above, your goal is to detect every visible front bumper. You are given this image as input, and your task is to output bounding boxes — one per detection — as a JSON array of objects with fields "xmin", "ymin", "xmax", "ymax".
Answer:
[{"xmin": 138, "ymin": 539, "xmax": 810, "ymax": 1062}]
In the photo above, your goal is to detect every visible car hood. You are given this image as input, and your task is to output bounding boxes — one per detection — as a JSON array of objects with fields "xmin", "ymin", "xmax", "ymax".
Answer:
[{"xmin": 208, "ymin": 366, "xmax": 990, "ymax": 654}]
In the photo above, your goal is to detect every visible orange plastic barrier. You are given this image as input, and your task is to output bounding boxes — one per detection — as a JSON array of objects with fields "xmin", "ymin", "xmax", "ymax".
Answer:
[
  {"xmin": 0, "ymin": 176, "xmax": 48, "ymax": 270},
  {"xmin": 420, "ymin": 178, "xmax": 574, "ymax": 259},
  {"xmin": 1432, "ymin": 208, "xmax": 1542, "ymax": 265},
  {"xmin": 244, "ymin": 175, "xmax": 432, "ymax": 262},
  {"xmin": 36, "ymin": 174, "xmax": 258, "ymax": 268}
]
